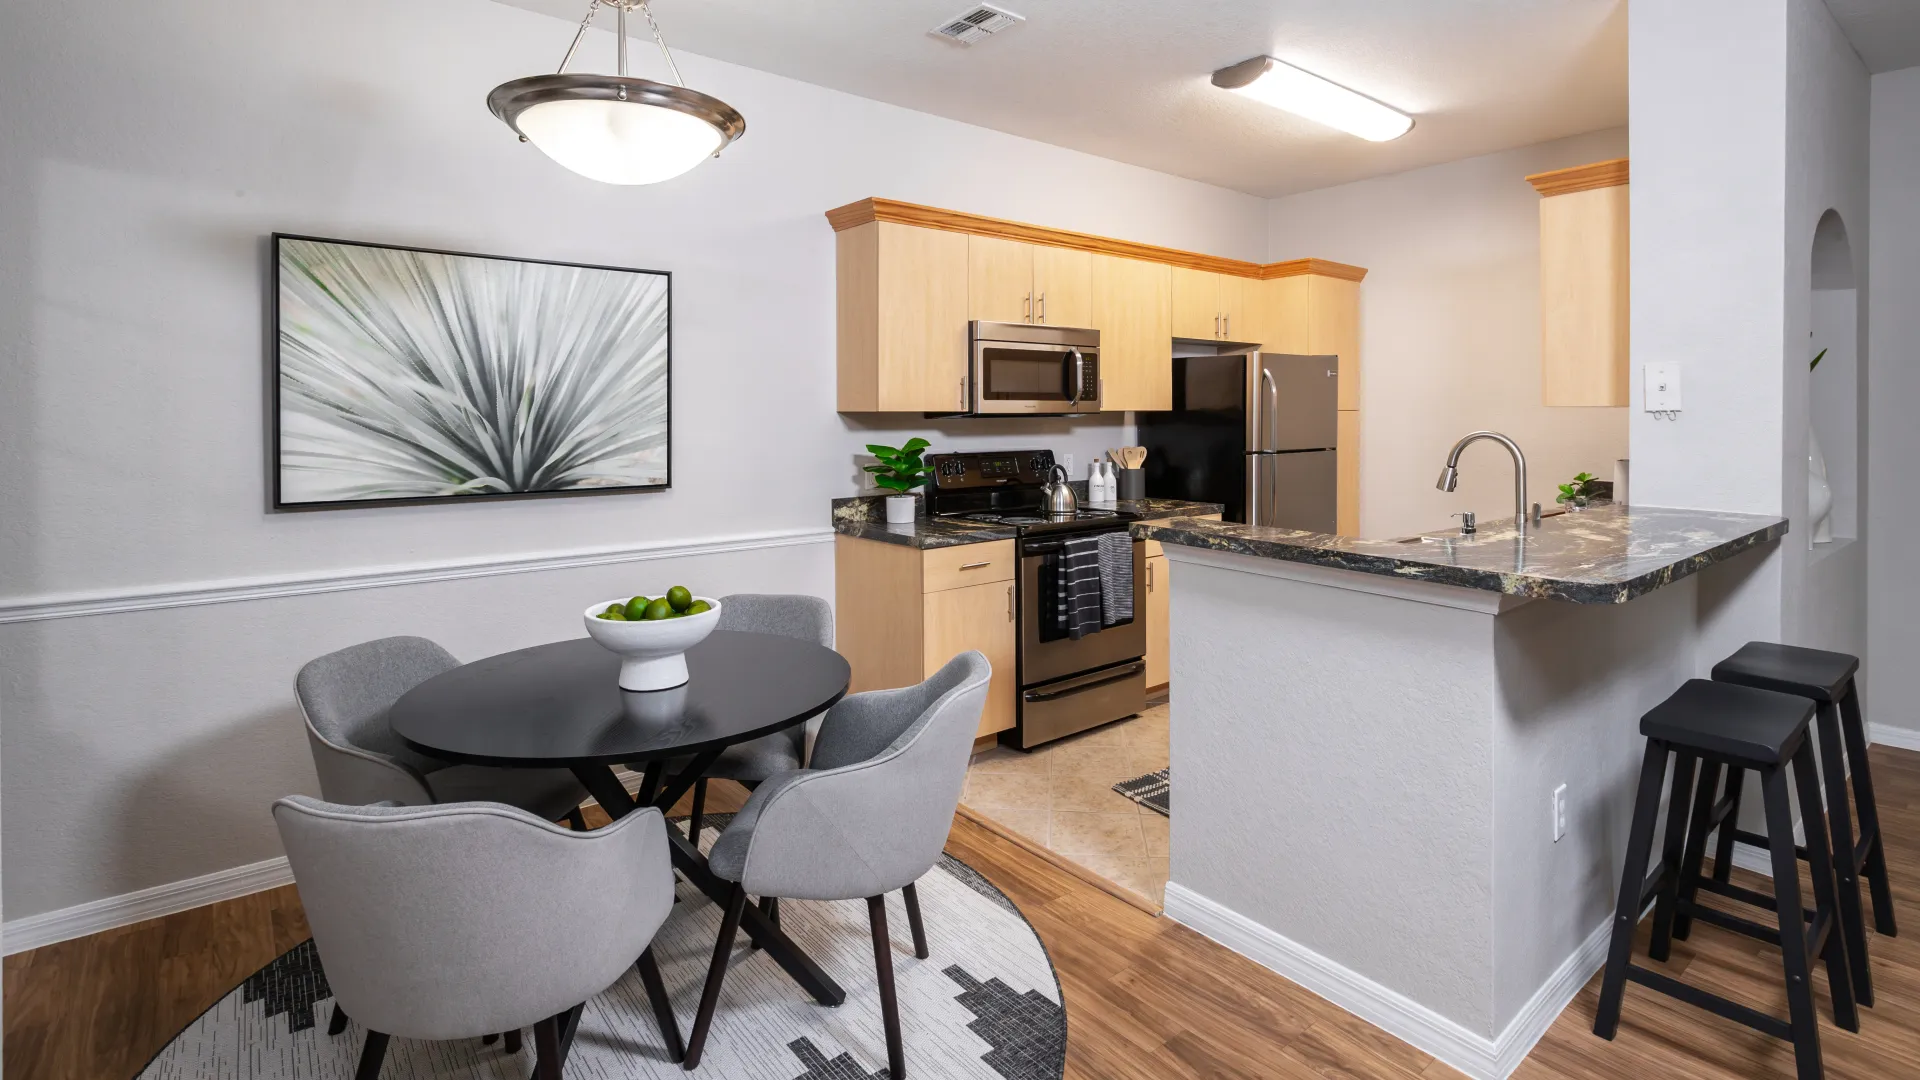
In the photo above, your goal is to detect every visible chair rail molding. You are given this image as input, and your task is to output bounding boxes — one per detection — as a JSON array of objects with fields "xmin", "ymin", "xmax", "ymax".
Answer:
[{"xmin": 0, "ymin": 528, "xmax": 835, "ymax": 625}]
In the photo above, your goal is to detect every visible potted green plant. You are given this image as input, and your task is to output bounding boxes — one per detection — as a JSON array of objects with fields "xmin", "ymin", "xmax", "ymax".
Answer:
[
  {"xmin": 865, "ymin": 438, "xmax": 931, "ymax": 523},
  {"xmin": 1556, "ymin": 471, "xmax": 1598, "ymax": 510}
]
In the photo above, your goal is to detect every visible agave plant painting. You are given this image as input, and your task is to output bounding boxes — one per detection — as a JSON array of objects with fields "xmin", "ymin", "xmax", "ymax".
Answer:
[{"xmin": 273, "ymin": 234, "xmax": 670, "ymax": 508}]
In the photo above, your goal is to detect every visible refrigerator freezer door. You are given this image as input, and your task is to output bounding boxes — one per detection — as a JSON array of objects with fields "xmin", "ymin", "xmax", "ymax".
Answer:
[
  {"xmin": 1255, "ymin": 354, "xmax": 1340, "ymax": 451},
  {"xmin": 1249, "ymin": 449, "xmax": 1337, "ymax": 532}
]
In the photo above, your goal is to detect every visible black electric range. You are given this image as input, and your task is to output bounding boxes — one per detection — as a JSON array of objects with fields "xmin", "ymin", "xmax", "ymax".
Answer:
[
  {"xmin": 925, "ymin": 449, "xmax": 1146, "ymax": 538},
  {"xmin": 925, "ymin": 450, "xmax": 1148, "ymax": 749}
]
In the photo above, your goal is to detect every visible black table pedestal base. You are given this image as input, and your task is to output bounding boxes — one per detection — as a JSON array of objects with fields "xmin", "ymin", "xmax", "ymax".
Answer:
[{"xmin": 568, "ymin": 762, "xmax": 847, "ymax": 1008}]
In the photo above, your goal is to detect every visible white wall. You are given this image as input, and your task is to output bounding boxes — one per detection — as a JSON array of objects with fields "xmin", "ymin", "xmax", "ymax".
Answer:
[
  {"xmin": 0, "ymin": 0, "xmax": 1268, "ymax": 924},
  {"xmin": 1265, "ymin": 130, "xmax": 1630, "ymax": 541},
  {"xmin": 1868, "ymin": 65, "xmax": 1920, "ymax": 734}
]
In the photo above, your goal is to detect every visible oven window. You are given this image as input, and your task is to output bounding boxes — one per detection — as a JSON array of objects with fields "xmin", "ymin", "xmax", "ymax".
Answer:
[{"xmin": 981, "ymin": 347, "xmax": 1075, "ymax": 400}]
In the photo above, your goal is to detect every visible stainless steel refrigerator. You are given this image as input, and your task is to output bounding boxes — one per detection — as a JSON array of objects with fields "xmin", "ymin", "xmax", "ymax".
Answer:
[{"xmin": 1137, "ymin": 346, "xmax": 1340, "ymax": 531}]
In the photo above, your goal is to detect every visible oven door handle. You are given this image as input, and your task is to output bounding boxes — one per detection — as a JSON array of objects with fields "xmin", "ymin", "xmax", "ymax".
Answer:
[{"xmin": 1023, "ymin": 661, "xmax": 1146, "ymax": 703}]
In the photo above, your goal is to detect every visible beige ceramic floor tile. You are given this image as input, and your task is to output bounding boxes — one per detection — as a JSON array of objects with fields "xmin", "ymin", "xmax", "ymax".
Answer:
[
  {"xmin": 1050, "ymin": 772, "xmax": 1147, "ymax": 814},
  {"xmin": 1046, "ymin": 740, "xmax": 1132, "ymax": 777},
  {"xmin": 1049, "ymin": 810, "xmax": 1145, "ymax": 856},
  {"xmin": 971, "ymin": 806, "xmax": 1050, "ymax": 846},
  {"xmin": 1071, "ymin": 721, "xmax": 1133, "ymax": 753},
  {"xmin": 1140, "ymin": 811, "xmax": 1170, "ymax": 856},
  {"xmin": 969, "ymin": 746, "xmax": 1050, "ymax": 777},
  {"xmin": 963, "ymin": 770, "xmax": 1050, "ymax": 811},
  {"xmin": 1065, "ymin": 852, "xmax": 1170, "ymax": 903}
]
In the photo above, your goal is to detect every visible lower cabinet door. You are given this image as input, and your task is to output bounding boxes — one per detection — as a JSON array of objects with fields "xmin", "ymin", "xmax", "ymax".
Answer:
[
  {"xmin": 923, "ymin": 579, "xmax": 1018, "ymax": 736},
  {"xmin": 1144, "ymin": 555, "xmax": 1170, "ymax": 689}
]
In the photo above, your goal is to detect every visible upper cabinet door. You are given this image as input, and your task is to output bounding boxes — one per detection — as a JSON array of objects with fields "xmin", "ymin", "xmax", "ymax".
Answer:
[
  {"xmin": 968, "ymin": 234, "xmax": 1035, "ymax": 325},
  {"xmin": 1032, "ymin": 245, "xmax": 1094, "ymax": 328},
  {"xmin": 834, "ymin": 221, "xmax": 970, "ymax": 412},
  {"xmin": 1092, "ymin": 254, "xmax": 1173, "ymax": 412},
  {"xmin": 1169, "ymin": 266, "xmax": 1222, "ymax": 339},
  {"xmin": 1217, "ymin": 274, "xmax": 1249, "ymax": 342}
]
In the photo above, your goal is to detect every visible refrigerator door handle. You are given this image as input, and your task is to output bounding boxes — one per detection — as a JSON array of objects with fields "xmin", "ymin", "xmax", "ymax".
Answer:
[{"xmin": 1260, "ymin": 368, "xmax": 1280, "ymax": 452}]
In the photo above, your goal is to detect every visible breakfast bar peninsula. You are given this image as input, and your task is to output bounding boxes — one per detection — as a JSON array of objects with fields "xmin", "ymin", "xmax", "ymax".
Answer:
[{"xmin": 1133, "ymin": 502, "xmax": 1787, "ymax": 1078}]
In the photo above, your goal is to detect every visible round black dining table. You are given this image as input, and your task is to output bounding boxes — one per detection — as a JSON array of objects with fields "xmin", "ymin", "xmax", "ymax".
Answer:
[{"xmin": 390, "ymin": 630, "xmax": 852, "ymax": 1012}]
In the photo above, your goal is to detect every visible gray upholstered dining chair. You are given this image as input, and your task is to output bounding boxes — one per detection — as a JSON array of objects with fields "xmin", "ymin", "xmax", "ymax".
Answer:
[
  {"xmin": 274, "ymin": 796, "xmax": 684, "ymax": 1079},
  {"xmin": 297, "ymin": 636, "xmax": 589, "ymax": 822},
  {"xmin": 674, "ymin": 594, "xmax": 834, "ymax": 842},
  {"xmin": 681, "ymin": 650, "xmax": 992, "ymax": 1077}
]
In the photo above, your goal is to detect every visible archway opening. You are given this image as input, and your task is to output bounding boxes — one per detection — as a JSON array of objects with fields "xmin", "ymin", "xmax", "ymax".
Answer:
[{"xmin": 1809, "ymin": 209, "xmax": 1858, "ymax": 543}]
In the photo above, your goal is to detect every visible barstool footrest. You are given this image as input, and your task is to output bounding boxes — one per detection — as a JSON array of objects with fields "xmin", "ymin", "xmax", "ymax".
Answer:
[
  {"xmin": 1625, "ymin": 964, "xmax": 1793, "ymax": 1041},
  {"xmin": 1679, "ymin": 901, "xmax": 1783, "ymax": 946},
  {"xmin": 1693, "ymin": 876, "xmax": 1803, "ymax": 916},
  {"xmin": 1731, "ymin": 827, "xmax": 1808, "ymax": 863},
  {"xmin": 1637, "ymin": 861, "xmax": 1675, "ymax": 910},
  {"xmin": 1854, "ymin": 834, "xmax": 1875, "ymax": 874}
]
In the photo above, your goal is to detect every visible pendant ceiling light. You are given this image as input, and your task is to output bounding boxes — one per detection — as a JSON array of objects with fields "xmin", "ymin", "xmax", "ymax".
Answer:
[{"xmin": 488, "ymin": 0, "xmax": 744, "ymax": 185}]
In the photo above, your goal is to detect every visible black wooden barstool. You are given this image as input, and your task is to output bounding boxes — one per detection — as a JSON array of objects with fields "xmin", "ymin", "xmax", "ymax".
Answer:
[
  {"xmin": 1593, "ymin": 679, "xmax": 1857, "ymax": 1080},
  {"xmin": 1684, "ymin": 642, "xmax": 1896, "ymax": 1009}
]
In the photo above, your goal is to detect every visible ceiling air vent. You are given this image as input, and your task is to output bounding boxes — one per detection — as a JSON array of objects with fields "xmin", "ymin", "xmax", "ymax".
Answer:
[{"xmin": 930, "ymin": 4, "xmax": 1024, "ymax": 46}]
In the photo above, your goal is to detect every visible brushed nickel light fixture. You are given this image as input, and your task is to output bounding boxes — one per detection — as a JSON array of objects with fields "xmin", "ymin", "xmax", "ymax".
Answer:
[{"xmin": 488, "ymin": 0, "xmax": 744, "ymax": 185}]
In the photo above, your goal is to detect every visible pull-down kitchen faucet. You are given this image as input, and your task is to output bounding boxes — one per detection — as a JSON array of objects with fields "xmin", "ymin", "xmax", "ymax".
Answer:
[{"xmin": 1437, "ymin": 431, "xmax": 1541, "ymax": 529}]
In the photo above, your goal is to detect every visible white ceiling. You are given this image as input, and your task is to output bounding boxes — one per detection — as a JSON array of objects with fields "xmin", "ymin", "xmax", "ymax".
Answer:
[
  {"xmin": 493, "ymin": 0, "xmax": 1627, "ymax": 198},
  {"xmin": 1827, "ymin": 0, "xmax": 1920, "ymax": 74}
]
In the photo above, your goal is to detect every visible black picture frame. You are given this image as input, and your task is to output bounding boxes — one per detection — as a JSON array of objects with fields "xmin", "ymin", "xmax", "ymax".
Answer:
[{"xmin": 270, "ymin": 233, "xmax": 672, "ymax": 511}]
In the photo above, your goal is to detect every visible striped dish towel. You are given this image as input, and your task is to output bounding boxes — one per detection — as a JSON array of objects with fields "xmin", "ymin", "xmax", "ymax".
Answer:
[
  {"xmin": 1057, "ymin": 536, "xmax": 1104, "ymax": 640},
  {"xmin": 1097, "ymin": 533, "xmax": 1135, "ymax": 627}
]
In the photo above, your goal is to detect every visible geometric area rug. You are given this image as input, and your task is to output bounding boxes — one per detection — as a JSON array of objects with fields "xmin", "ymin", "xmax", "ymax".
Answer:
[
  {"xmin": 137, "ymin": 815, "xmax": 1066, "ymax": 1080},
  {"xmin": 1112, "ymin": 769, "xmax": 1169, "ymax": 817}
]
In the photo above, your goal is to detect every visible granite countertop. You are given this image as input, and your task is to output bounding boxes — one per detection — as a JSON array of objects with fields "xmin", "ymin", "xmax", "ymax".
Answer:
[
  {"xmin": 1131, "ymin": 501, "xmax": 1788, "ymax": 605},
  {"xmin": 832, "ymin": 493, "xmax": 1225, "ymax": 550}
]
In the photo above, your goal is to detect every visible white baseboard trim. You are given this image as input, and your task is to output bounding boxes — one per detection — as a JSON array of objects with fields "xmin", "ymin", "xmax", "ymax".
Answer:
[
  {"xmin": 0, "ymin": 527, "xmax": 835, "ymax": 625},
  {"xmin": 1871, "ymin": 723, "xmax": 1920, "ymax": 753},
  {"xmin": 3, "ymin": 856, "xmax": 294, "ymax": 956},
  {"xmin": 4, "ymin": 770, "xmax": 661, "ymax": 957},
  {"xmin": 1162, "ymin": 882, "xmax": 1608, "ymax": 1080}
]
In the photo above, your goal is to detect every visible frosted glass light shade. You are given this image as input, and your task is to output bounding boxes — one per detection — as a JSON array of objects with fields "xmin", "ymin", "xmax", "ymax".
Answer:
[
  {"xmin": 1213, "ymin": 56, "xmax": 1412, "ymax": 143},
  {"xmin": 517, "ymin": 98, "xmax": 723, "ymax": 184},
  {"xmin": 489, "ymin": 74, "xmax": 745, "ymax": 186}
]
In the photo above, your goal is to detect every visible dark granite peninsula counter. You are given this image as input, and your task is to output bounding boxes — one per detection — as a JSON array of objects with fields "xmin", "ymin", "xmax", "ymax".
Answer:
[
  {"xmin": 1153, "ymin": 499, "xmax": 1791, "ymax": 1050},
  {"xmin": 1132, "ymin": 501, "xmax": 1787, "ymax": 604},
  {"xmin": 832, "ymin": 494, "xmax": 1224, "ymax": 550}
]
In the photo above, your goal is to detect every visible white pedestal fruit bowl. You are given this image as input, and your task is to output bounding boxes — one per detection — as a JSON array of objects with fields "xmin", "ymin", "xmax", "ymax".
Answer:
[{"xmin": 583, "ymin": 597, "xmax": 722, "ymax": 691}]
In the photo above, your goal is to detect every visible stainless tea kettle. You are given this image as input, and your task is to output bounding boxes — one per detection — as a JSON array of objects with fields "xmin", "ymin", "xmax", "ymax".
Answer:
[{"xmin": 1043, "ymin": 463, "xmax": 1079, "ymax": 516}]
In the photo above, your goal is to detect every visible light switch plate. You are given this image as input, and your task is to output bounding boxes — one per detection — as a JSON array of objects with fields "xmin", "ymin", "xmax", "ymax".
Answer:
[{"xmin": 1645, "ymin": 363, "xmax": 1682, "ymax": 412}]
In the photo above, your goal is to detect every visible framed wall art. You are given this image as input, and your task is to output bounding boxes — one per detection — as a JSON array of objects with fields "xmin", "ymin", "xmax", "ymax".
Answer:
[{"xmin": 272, "ymin": 234, "xmax": 670, "ymax": 509}]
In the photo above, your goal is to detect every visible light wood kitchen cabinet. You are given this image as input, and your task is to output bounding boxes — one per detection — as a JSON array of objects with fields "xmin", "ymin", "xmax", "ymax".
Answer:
[
  {"xmin": 923, "ymin": 580, "xmax": 1018, "ymax": 736},
  {"xmin": 1528, "ymin": 159, "xmax": 1630, "ymax": 408},
  {"xmin": 1144, "ymin": 554, "xmax": 1171, "ymax": 689},
  {"xmin": 968, "ymin": 236, "xmax": 1095, "ymax": 328},
  {"xmin": 968, "ymin": 234, "xmax": 1036, "ymax": 325},
  {"xmin": 1091, "ymin": 253, "xmax": 1173, "ymax": 411},
  {"xmin": 1032, "ymin": 245, "xmax": 1093, "ymax": 327},
  {"xmin": 1171, "ymin": 268, "xmax": 1252, "ymax": 341},
  {"xmin": 834, "ymin": 536, "xmax": 1017, "ymax": 738},
  {"xmin": 1250, "ymin": 274, "xmax": 1363, "ymax": 411},
  {"xmin": 836, "ymin": 220, "xmax": 970, "ymax": 412}
]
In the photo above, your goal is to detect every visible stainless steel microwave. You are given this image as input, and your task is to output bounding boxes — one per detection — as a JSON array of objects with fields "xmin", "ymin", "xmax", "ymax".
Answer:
[{"xmin": 965, "ymin": 321, "xmax": 1101, "ymax": 415}]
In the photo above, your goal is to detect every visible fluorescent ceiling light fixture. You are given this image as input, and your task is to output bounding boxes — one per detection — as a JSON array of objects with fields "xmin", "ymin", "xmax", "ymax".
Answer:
[
  {"xmin": 489, "ymin": 0, "xmax": 744, "ymax": 185},
  {"xmin": 1212, "ymin": 56, "xmax": 1413, "ymax": 142}
]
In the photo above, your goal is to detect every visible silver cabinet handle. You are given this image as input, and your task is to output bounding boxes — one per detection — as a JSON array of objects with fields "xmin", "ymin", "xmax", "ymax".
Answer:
[
  {"xmin": 1214, "ymin": 314, "xmax": 1221, "ymax": 337},
  {"xmin": 959, "ymin": 560, "xmax": 992, "ymax": 570},
  {"xmin": 1147, "ymin": 561, "xmax": 1155, "ymax": 592},
  {"xmin": 959, "ymin": 377, "xmax": 967, "ymax": 410},
  {"xmin": 1224, "ymin": 314, "xmax": 1230, "ymax": 338},
  {"xmin": 1038, "ymin": 292, "xmax": 1046, "ymax": 323},
  {"xmin": 1024, "ymin": 293, "xmax": 1032, "ymax": 323},
  {"xmin": 1007, "ymin": 584, "xmax": 1014, "ymax": 621}
]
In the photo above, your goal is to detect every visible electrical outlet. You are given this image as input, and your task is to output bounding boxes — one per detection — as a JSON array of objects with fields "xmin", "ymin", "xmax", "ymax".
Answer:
[
  {"xmin": 1060, "ymin": 453, "xmax": 1075, "ymax": 477},
  {"xmin": 1551, "ymin": 783, "xmax": 1568, "ymax": 842},
  {"xmin": 1645, "ymin": 362, "xmax": 1682, "ymax": 414}
]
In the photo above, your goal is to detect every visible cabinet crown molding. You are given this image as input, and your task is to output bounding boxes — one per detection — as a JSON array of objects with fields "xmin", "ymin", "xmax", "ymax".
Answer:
[
  {"xmin": 1526, "ymin": 158, "xmax": 1629, "ymax": 197},
  {"xmin": 824, "ymin": 197, "xmax": 1366, "ymax": 282}
]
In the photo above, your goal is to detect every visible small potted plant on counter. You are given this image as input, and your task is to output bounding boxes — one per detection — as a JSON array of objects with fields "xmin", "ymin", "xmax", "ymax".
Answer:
[
  {"xmin": 1556, "ymin": 471, "xmax": 1598, "ymax": 511},
  {"xmin": 865, "ymin": 437, "xmax": 930, "ymax": 524}
]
